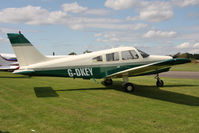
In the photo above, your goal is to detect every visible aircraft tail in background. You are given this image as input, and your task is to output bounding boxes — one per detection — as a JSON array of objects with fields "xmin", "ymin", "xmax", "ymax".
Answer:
[{"xmin": 0, "ymin": 54, "xmax": 19, "ymax": 71}]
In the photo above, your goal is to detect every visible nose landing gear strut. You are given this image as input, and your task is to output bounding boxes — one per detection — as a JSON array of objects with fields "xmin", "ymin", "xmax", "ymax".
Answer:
[{"xmin": 155, "ymin": 74, "xmax": 164, "ymax": 87}]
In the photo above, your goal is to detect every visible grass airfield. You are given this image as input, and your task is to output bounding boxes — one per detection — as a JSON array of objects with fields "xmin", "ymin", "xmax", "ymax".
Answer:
[
  {"xmin": 170, "ymin": 62, "xmax": 199, "ymax": 71},
  {"xmin": 0, "ymin": 70, "xmax": 199, "ymax": 133}
]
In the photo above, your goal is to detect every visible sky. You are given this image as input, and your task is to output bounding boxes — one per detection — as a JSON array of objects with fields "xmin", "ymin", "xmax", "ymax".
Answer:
[{"xmin": 0, "ymin": 0, "xmax": 199, "ymax": 55}]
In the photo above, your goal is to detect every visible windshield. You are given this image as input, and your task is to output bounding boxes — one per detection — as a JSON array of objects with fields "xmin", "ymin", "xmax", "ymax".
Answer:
[
  {"xmin": 137, "ymin": 49, "xmax": 149, "ymax": 58},
  {"xmin": 122, "ymin": 50, "xmax": 139, "ymax": 60}
]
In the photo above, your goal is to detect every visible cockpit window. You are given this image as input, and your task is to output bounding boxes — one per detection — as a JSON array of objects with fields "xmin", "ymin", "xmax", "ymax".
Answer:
[
  {"xmin": 137, "ymin": 49, "xmax": 149, "ymax": 58},
  {"xmin": 106, "ymin": 52, "xmax": 119, "ymax": 61},
  {"xmin": 122, "ymin": 50, "xmax": 139, "ymax": 60},
  {"xmin": 93, "ymin": 56, "xmax": 103, "ymax": 62}
]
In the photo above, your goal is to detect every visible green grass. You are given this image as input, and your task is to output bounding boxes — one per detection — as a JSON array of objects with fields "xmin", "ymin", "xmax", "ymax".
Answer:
[
  {"xmin": 171, "ymin": 63, "xmax": 199, "ymax": 71},
  {"xmin": 0, "ymin": 71, "xmax": 199, "ymax": 133}
]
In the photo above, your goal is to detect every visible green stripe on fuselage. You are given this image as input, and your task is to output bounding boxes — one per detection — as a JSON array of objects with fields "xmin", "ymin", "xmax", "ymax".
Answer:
[{"xmin": 19, "ymin": 64, "xmax": 145, "ymax": 79}]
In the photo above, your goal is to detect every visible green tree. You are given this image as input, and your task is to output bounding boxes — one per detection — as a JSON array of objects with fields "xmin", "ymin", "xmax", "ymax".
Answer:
[
  {"xmin": 68, "ymin": 52, "xmax": 77, "ymax": 55},
  {"xmin": 83, "ymin": 50, "xmax": 92, "ymax": 54}
]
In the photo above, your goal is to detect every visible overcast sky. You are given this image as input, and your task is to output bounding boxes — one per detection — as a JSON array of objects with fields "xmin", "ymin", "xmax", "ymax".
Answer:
[{"xmin": 0, "ymin": 0, "xmax": 199, "ymax": 55}]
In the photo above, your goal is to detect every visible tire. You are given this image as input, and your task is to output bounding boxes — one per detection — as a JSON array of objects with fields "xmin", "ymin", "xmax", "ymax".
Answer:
[
  {"xmin": 104, "ymin": 79, "xmax": 113, "ymax": 86},
  {"xmin": 156, "ymin": 80, "xmax": 164, "ymax": 87},
  {"xmin": 124, "ymin": 83, "xmax": 135, "ymax": 92}
]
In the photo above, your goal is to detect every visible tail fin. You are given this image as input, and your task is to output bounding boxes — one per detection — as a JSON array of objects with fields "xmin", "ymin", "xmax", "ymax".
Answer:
[{"xmin": 7, "ymin": 33, "xmax": 48, "ymax": 67}]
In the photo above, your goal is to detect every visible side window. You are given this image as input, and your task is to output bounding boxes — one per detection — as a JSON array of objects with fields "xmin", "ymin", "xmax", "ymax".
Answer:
[
  {"xmin": 92, "ymin": 56, "xmax": 103, "ymax": 62},
  {"xmin": 106, "ymin": 52, "xmax": 119, "ymax": 61},
  {"xmin": 122, "ymin": 50, "xmax": 139, "ymax": 60}
]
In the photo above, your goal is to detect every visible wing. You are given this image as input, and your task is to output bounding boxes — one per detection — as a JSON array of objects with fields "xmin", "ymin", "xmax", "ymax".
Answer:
[{"xmin": 106, "ymin": 58, "xmax": 191, "ymax": 78}]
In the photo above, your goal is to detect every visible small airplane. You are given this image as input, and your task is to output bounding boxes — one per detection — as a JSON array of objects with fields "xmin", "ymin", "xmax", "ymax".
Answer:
[
  {"xmin": 7, "ymin": 32, "xmax": 190, "ymax": 92},
  {"xmin": 0, "ymin": 54, "xmax": 19, "ymax": 71}
]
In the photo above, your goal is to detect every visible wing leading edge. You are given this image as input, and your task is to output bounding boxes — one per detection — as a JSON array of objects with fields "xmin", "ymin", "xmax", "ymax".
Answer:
[{"xmin": 106, "ymin": 58, "xmax": 191, "ymax": 78}]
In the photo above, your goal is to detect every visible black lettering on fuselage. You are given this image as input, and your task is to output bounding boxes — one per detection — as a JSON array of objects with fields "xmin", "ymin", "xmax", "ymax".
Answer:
[{"xmin": 67, "ymin": 68, "xmax": 93, "ymax": 77}]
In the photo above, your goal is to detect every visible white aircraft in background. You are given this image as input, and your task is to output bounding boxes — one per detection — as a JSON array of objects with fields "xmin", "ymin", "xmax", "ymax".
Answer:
[
  {"xmin": 0, "ymin": 53, "xmax": 68, "ymax": 71},
  {"xmin": 0, "ymin": 54, "xmax": 19, "ymax": 71},
  {"xmin": 7, "ymin": 32, "xmax": 190, "ymax": 92},
  {"xmin": 0, "ymin": 53, "xmax": 16, "ymax": 60}
]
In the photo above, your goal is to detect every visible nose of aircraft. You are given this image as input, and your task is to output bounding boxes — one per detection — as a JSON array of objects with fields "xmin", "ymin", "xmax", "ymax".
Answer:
[
  {"xmin": 149, "ymin": 55, "xmax": 173, "ymax": 61},
  {"xmin": 162, "ymin": 55, "xmax": 173, "ymax": 60}
]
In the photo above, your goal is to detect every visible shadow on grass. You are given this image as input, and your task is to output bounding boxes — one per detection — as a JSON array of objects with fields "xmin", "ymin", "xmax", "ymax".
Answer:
[
  {"xmin": 0, "ymin": 131, "xmax": 10, "ymax": 133},
  {"xmin": 164, "ymin": 84, "xmax": 199, "ymax": 87},
  {"xmin": 132, "ymin": 84, "xmax": 199, "ymax": 106},
  {"xmin": 34, "ymin": 87, "xmax": 59, "ymax": 97},
  {"xmin": 0, "ymin": 76, "xmax": 29, "ymax": 78},
  {"xmin": 34, "ymin": 81, "xmax": 199, "ymax": 106},
  {"xmin": 55, "ymin": 81, "xmax": 199, "ymax": 106}
]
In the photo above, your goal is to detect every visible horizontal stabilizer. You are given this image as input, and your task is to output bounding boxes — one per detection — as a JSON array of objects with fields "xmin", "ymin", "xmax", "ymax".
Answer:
[{"xmin": 13, "ymin": 69, "xmax": 34, "ymax": 74}]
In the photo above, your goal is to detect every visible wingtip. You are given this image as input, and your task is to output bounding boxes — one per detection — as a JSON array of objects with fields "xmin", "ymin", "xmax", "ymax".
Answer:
[{"xmin": 173, "ymin": 58, "xmax": 191, "ymax": 64}]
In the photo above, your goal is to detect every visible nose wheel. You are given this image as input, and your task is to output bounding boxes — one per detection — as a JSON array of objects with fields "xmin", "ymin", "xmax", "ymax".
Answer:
[{"xmin": 155, "ymin": 74, "xmax": 164, "ymax": 87}]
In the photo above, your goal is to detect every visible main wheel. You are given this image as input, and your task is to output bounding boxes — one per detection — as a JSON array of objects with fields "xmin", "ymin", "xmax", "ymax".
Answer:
[
  {"xmin": 156, "ymin": 79, "xmax": 164, "ymax": 87},
  {"xmin": 124, "ymin": 83, "xmax": 135, "ymax": 92},
  {"xmin": 104, "ymin": 78, "xmax": 113, "ymax": 86}
]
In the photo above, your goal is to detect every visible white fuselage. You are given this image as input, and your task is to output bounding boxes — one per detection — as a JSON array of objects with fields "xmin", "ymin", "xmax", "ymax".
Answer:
[{"xmin": 19, "ymin": 47, "xmax": 172, "ymax": 71}]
